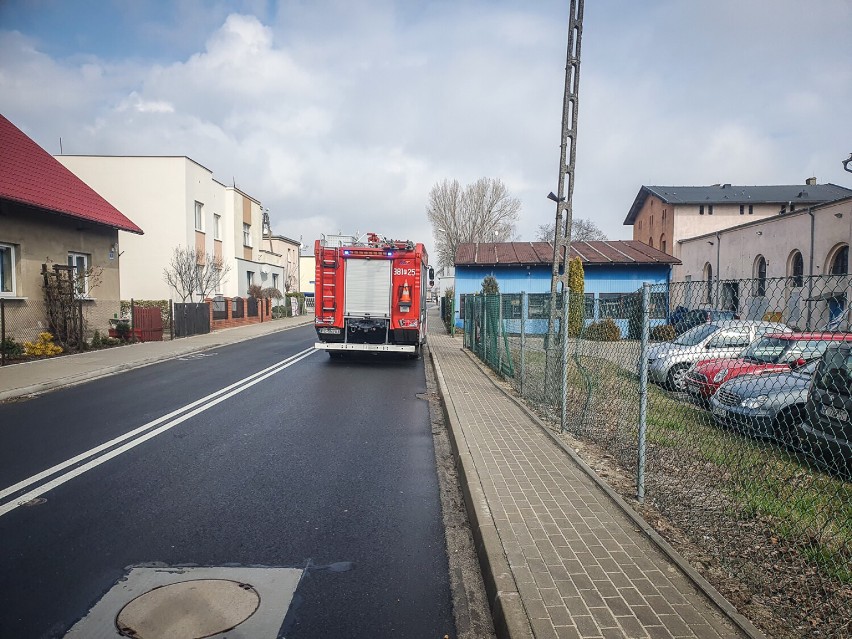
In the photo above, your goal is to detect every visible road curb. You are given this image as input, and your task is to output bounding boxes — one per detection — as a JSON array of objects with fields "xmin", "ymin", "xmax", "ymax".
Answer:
[
  {"xmin": 459, "ymin": 348, "xmax": 766, "ymax": 639},
  {"xmin": 0, "ymin": 319, "xmax": 314, "ymax": 402},
  {"xmin": 427, "ymin": 343, "xmax": 534, "ymax": 639}
]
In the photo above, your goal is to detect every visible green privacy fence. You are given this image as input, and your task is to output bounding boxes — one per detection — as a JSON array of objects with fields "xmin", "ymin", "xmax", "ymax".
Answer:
[{"xmin": 461, "ymin": 294, "xmax": 514, "ymax": 378}]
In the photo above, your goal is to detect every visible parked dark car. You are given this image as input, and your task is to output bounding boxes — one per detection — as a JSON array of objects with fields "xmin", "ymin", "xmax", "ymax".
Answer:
[
  {"xmin": 710, "ymin": 360, "xmax": 818, "ymax": 442},
  {"xmin": 670, "ymin": 308, "xmax": 738, "ymax": 335},
  {"xmin": 797, "ymin": 342, "xmax": 852, "ymax": 478}
]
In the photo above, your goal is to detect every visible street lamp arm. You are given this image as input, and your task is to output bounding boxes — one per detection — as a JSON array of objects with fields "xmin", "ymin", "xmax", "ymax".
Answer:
[{"xmin": 843, "ymin": 153, "xmax": 852, "ymax": 173}]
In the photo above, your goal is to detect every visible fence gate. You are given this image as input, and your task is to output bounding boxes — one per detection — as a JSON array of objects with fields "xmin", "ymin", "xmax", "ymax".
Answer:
[
  {"xmin": 173, "ymin": 302, "xmax": 210, "ymax": 337},
  {"xmin": 132, "ymin": 306, "xmax": 163, "ymax": 342}
]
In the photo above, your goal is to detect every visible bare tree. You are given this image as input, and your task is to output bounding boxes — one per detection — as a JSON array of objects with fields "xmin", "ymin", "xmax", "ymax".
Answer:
[
  {"xmin": 428, "ymin": 177, "xmax": 521, "ymax": 267},
  {"xmin": 163, "ymin": 246, "xmax": 230, "ymax": 302},
  {"xmin": 535, "ymin": 218, "xmax": 608, "ymax": 243}
]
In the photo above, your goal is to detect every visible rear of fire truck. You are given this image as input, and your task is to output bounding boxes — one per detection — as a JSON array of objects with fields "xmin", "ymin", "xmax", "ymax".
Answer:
[{"xmin": 314, "ymin": 233, "xmax": 432, "ymax": 358}]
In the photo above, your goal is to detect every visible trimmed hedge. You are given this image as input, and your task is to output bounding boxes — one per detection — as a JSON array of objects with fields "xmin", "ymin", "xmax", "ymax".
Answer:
[{"xmin": 583, "ymin": 317, "xmax": 621, "ymax": 341}]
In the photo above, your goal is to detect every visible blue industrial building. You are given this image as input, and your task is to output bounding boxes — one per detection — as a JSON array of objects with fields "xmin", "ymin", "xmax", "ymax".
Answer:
[{"xmin": 452, "ymin": 241, "xmax": 680, "ymax": 335}]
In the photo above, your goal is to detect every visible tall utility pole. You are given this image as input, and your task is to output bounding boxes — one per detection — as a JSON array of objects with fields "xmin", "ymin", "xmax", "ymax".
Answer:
[{"xmin": 545, "ymin": 0, "xmax": 585, "ymax": 412}]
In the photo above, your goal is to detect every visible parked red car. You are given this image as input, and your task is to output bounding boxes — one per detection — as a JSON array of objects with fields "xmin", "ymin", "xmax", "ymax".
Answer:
[{"xmin": 685, "ymin": 332, "xmax": 852, "ymax": 400}]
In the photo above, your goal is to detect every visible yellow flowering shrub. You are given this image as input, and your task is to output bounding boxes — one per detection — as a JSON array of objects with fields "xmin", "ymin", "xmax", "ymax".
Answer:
[{"xmin": 23, "ymin": 332, "xmax": 64, "ymax": 357}]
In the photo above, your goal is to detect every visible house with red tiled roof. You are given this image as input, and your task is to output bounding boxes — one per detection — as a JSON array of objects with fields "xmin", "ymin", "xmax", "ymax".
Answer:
[
  {"xmin": 0, "ymin": 113, "xmax": 142, "ymax": 344},
  {"xmin": 451, "ymin": 240, "xmax": 680, "ymax": 336}
]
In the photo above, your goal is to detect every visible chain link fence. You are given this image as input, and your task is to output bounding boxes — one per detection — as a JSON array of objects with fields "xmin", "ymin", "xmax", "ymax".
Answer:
[{"xmin": 462, "ymin": 273, "xmax": 852, "ymax": 638}]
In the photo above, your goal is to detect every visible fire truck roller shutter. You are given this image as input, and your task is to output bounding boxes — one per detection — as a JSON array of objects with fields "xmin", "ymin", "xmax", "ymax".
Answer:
[{"xmin": 344, "ymin": 259, "xmax": 392, "ymax": 318}]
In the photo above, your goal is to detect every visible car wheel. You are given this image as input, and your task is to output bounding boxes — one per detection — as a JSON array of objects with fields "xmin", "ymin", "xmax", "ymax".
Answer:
[{"xmin": 666, "ymin": 364, "xmax": 690, "ymax": 391}]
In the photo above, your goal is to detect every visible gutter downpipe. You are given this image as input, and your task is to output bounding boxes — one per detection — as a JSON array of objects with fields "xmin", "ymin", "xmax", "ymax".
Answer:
[
  {"xmin": 807, "ymin": 207, "xmax": 815, "ymax": 330},
  {"xmin": 715, "ymin": 231, "xmax": 721, "ymax": 308}
]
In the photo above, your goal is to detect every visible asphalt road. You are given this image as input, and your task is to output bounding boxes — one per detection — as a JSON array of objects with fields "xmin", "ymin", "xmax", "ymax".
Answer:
[{"xmin": 0, "ymin": 325, "xmax": 455, "ymax": 638}]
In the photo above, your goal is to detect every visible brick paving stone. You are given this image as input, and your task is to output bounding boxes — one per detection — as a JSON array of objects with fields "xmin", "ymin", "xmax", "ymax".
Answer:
[{"xmin": 429, "ymin": 326, "xmax": 747, "ymax": 639}]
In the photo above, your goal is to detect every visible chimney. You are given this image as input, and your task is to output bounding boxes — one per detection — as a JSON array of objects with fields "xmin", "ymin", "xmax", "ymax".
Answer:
[{"xmin": 806, "ymin": 177, "xmax": 817, "ymax": 186}]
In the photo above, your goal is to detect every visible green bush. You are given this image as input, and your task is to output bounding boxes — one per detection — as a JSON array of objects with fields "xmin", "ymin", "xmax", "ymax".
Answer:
[
  {"xmin": 583, "ymin": 317, "xmax": 621, "ymax": 341},
  {"xmin": 1, "ymin": 336, "xmax": 24, "ymax": 359},
  {"xmin": 443, "ymin": 288, "xmax": 455, "ymax": 333},
  {"xmin": 650, "ymin": 323, "xmax": 677, "ymax": 342}
]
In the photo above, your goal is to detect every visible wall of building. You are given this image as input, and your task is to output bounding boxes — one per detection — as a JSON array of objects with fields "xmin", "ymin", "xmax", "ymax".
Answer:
[
  {"xmin": 632, "ymin": 195, "xmax": 778, "ymax": 258},
  {"xmin": 0, "ymin": 202, "xmax": 120, "ymax": 340},
  {"xmin": 299, "ymin": 255, "xmax": 314, "ymax": 295},
  {"xmin": 56, "ymin": 156, "xmax": 194, "ymax": 300},
  {"xmin": 453, "ymin": 263, "xmax": 672, "ymax": 334},
  {"xmin": 676, "ymin": 198, "xmax": 852, "ymax": 329}
]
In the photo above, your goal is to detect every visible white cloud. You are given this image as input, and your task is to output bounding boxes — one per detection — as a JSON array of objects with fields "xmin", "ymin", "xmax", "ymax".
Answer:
[{"xmin": 1, "ymin": 0, "xmax": 850, "ymax": 255}]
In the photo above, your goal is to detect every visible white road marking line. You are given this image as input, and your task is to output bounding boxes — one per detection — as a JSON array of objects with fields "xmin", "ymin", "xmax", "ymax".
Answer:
[{"xmin": 0, "ymin": 348, "xmax": 317, "ymax": 515}]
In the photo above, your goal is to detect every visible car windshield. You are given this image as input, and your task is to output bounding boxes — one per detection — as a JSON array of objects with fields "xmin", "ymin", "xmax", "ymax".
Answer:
[
  {"xmin": 673, "ymin": 323, "xmax": 718, "ymax": 346},
  {"xmin": 741, "ymin": 336, "xmax": 792, "ymax": 364},
  {"xmin": 815, "ymin": 349, "xmax": 852, "ymax": 393}
]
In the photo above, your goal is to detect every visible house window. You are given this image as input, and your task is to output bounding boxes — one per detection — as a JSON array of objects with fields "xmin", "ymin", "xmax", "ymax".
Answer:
[
  {"xmin": 662, "ymin": 209, "xmax": 667, "ymax": 222},
  {"xmin": 650, "ymin": 215, "xmax": 654, "ymax": 228},
  {"xmin": 68, "ymin": 252, "xmax": 89, "ymax": 297},
  {"xmin": 648, "ymin": 236, "xmax": 653, "ymax": 248},
  {"xmin": 789, "ymin": 250, "xmax": 804, "ymax": 287},
  {"xmin": 739, "ymin": 205, "xmax": 744, "ymax": 215},
  {"xmin": 699, "ymin": 205, "xmax": 704, "ymax": 215},
  {"xmin": 754, "ymin": 255, "xmax": 767, "ymax": 297},
  {"xmin": 527, "ymin": 293, "xmax": 550, "ymax": 319},
  {"xmin": 584, "ymin": 293, "xmax": 595, "ymax": 319},
  {"xmin": 195, "ymin": 201, "xmax": 203, "ymax": 231},
  {"xmin": 214, "ymin": 267, "xmax": 223, "ymax": 294},
  {"xmin": 749, "ymin": 205, "xmax": 754, "ymax": 215},
  {"xmin": 243, "ymin": 223, "xmax": 252, "ymax": 247},
  {"xmin": 0, "ymin": 243, "xmax": 16, "ymax": 296},
  {"xmin": 213, "ymin": 214, "xmax": 221, "ymax": 240},
  {"xmin": 246, "ymin": 270, "xmax": 255, "ymax": 293},
  {"xmin": 598, "ymin": 293, "xmax": 627, "ymax": 319},
  {"xmin": 272, "ymin": 273, "xmax": 279, "ymax": 292},
  {"xmin": 660, "ymin": 234, "xmax": 666, "ymax": 254},
  {"xmin": 504, "ymin": 294, "xmax": 522, "ymax": 319},
  {"xmin": 830, "ymin": 245, "xmax": 849, "ymax": 275},
  {"xmin": 708, "ymin": 205, "xmax": 714, "ymax": 215}
]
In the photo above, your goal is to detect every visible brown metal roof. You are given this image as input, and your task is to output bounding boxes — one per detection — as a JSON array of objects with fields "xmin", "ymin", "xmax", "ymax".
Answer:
[{"xmin": 454, "ymin": 240, "xmax": 680, "ymax": 266}]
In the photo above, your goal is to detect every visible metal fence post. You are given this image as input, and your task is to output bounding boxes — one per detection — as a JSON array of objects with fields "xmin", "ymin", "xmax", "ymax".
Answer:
[
  {"xmin": 130, "ymin": 298, "xmax": 135, "ymax": 342},
  {"xmin": 1, "ymin": 298, "xmax": 5, "ymax": 366},
  {"xmin": 78, "ymin": 300, "xmax": 84, "ymax": 351},
  {"xmin": 451, "ymin": 295, "xmax": 456, "ymax": 337},
  {"xmin": 497, "ymin": 293, "xmax": 503, "ymax": 373},
  {"xmin": 560, "ymin": 289, "xmax": 570, "ymax": 432},
  {"xmin": 637, "ymin": 283, "xmax": 651, "ymax": 502},
  {"xmin": 519, "ymin": 292, "xmax": 526, "ymax": 397}
]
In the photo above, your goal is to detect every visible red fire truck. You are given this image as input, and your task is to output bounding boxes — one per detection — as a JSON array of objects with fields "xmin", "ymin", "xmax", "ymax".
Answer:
[{"xmin": 314, "ymin": 233, "xmax": 433, "ymax": 357}]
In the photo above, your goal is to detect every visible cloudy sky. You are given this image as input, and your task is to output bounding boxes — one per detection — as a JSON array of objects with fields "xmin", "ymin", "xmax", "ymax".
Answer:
[{"xmin": 1, "ymin": 0, "xmax": 851, "ymax": 257}]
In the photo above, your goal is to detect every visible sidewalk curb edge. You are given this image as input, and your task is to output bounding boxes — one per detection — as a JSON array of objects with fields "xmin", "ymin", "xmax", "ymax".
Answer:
[
  {"xmin": 0, "ymin": 319, "xmax": 313, "ymax": 402},
  {"xmin": 428, "ymin": 343, "xmax": 534, "ymax": 639}
]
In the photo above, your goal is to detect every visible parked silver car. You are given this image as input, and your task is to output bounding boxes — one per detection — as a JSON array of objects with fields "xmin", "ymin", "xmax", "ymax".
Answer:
[
  {"xmin": 647, "ymin": 320, "xmax": 789, "ymax": 391},
  {"xmin": 709, "ymin": 360, "xmax": 818, "ymax": 441}
]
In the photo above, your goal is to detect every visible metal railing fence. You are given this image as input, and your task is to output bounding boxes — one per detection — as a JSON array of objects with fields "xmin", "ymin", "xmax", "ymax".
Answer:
[{"xmin": 463, "ymin": 274, "xmax": 851, "ymax": 638}]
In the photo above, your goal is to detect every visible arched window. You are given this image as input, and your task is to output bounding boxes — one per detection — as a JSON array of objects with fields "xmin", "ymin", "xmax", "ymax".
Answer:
[
  {"xmin": 754, "ymin": 255, "xmax": 767, "ymax": 297},
  {"xmin": 704, "ymin": 262, "xmax": 713, "ymax": 304},
  {"xmin": 788, "ymin": 250, "xmax": 804, "ymax": 287},
  {"xmin": 829, "ymin": 244, "xmax": 849, "ymax": 275},
  {"xmin": 648, "ymin": 236, "xmax": 653, "ymax": 248},
  {"xmin": 660, "ymin": 234, "xmax": 666, "ymax": 254}
]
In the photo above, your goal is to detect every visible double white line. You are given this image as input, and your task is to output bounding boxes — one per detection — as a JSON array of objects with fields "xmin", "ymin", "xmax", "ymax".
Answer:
[{"xmin": 0, "ymin": 347, "xmax": 317, "ymax": 518}]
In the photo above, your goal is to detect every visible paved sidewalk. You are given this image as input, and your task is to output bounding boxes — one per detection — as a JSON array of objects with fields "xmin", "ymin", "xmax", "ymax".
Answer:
[
  {"xmin": 0, "ymin": 315, "xmax": 313, "ymax": 401},
  {"xmin": 428, "ymin": 324, "xmax": 761, "ymax": 639}
]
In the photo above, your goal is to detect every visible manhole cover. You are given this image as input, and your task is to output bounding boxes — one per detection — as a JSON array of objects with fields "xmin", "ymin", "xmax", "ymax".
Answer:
[{"xmin": 115, "ymin": 579, "xmax": 260, "ymax": 639}]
